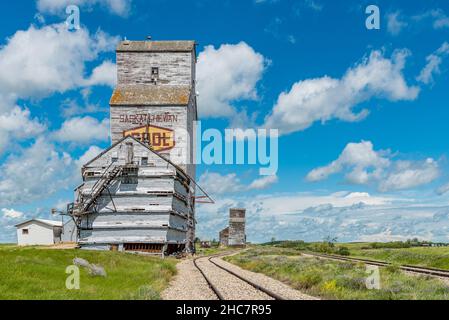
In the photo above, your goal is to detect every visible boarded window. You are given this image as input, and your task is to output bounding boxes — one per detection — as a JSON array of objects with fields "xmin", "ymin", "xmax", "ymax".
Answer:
[
  {"xmin": 122, "ymin": 167, "xmax": 138, "ymax": 184},
  {"xmin": 22, "ymin": 229, "xmax": 29, "ymax": 235}
]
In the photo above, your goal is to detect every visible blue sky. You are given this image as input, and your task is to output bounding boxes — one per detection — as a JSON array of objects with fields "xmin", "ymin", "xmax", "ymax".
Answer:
[{"xmin": 1, "ymin": 0, "xmax": 449, "ymax": 243}]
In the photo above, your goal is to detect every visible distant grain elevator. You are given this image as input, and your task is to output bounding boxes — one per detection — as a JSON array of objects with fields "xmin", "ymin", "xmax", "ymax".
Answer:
[
  {"xmin": 229, "ymin": 208, "xmax": 246, "ymax": 247},
  {"xmin": 68, "ymin": 40, "xmax": 203, "ymax": 256},
  {"xmin": 219, "ymin": 209, "xmax": 246, "ymax": 247}
]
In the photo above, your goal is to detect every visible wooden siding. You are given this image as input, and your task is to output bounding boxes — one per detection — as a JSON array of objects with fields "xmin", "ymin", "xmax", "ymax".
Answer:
[{"xmin": 117, "ymin": 51, "xmax": 193, "ymax": 86}]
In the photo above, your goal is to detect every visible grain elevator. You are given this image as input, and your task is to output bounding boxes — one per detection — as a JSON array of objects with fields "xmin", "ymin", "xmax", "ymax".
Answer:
[{"xmin": 68, "ymin": 40, "xmax": 202, "ymax": 255}]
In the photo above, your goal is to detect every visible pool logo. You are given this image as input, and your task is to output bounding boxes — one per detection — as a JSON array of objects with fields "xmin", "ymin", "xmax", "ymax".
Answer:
[{"xmin": 123, "ymin": 125, "xmax": 175, "ymax": 152}]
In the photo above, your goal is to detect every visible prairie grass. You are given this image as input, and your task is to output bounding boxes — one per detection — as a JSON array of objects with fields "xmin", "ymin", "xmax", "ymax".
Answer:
[
  {"xmin": 225, "ymin": 247, "xmax": 449, "ymax": 300},
  {"xmin": 349, "ymin": 247, "xmax": 449, "ymax": 270},
  {"xmin": 0, "ymin": 245, "xmax": 177, "ymax": 300}
]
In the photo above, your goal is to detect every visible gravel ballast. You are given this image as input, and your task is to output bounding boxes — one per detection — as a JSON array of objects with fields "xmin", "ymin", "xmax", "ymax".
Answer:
[
  {"xmin": 211, "ymin": 256, "xmax": 318, "ymax": 300},
  {"xmin": 196, "ymin": 256, "xmax": 273, "ymax": 300},
  {"xmin": 161, "ymin": 259, "xmax": 218, "ymax": 300},
  {"xmin": 162, "ymin": 253, "xmax": 318, "ymax": 300}
]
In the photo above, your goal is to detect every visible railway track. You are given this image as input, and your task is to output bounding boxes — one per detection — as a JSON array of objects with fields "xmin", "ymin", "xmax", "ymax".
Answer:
[
  {"xmin": 306, "ymin": 252, "xmax": 449, "ymax": 278},
  {"xmin": 193, "ymin": 254, "xmax": 285, "ymax": 300}
]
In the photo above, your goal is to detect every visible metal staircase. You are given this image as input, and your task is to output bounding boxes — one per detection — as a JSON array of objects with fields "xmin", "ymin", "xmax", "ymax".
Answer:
[{"xmin": 73, "ymin": 164, "xmax": 123, "ymax": 217}]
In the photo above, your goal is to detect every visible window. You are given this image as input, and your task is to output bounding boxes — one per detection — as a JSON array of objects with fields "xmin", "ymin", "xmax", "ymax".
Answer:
[
  {"xmin": 122, "ymin": 176, "xmax": 138, "ymax": 184},
  {"xmin": 122, "ymin": 167, "xmax": 138, "ymax": 184},
  {"xmin": 123, "ymin": 167, "xmax": 138, "ymax": 175},
  {"xmin": 141, "ymin": 157, "xmax": 148, "ymax": 165},
  {"xmin": 112, "ymin": 157, "xmax": 118, "ymax": 163},
  {"xmin": 22, "ymin": 229, "xmax": 29, "ymax": 235},
  {"xmin": 151, "ymin": 67, "xmax": 159, "ymax": 82}
]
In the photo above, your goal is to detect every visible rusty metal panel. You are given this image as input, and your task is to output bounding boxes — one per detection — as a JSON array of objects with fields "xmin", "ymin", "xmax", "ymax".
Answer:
[{"xmin": 110, "ymin": 86, "xmax": 191, "ymax": 106}]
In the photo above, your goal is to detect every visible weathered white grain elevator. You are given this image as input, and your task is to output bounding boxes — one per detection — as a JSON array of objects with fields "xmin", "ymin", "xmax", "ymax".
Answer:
[
  {"xmin": 68, "ymin": 39, "xmax": 203, "ymax": 255},
  {"xmin": 217, "ymin": 209, "xmax": 246, "ymax": 247},
  {"xmin": 228, "ymin": 208, "xmax": 246, "ymax": 247}
]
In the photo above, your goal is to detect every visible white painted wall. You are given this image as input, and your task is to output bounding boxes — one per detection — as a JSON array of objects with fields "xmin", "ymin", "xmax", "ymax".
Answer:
[
  {"xmin": 16, "ymin": 222, "xmax": 58, "ymax": 246},
  {"xmin": 62, "ymin": 219, "xmax": 77, "ymax": 243}
]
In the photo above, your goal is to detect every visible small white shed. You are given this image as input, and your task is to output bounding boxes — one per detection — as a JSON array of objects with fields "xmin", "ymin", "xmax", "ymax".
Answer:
[{"xmin": 15, "ymin": 219, "xmax": 63, "ymax": 246}]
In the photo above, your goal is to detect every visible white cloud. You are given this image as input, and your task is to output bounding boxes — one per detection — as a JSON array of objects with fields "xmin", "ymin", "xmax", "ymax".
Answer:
[
  {"xmin": 197, "ymin": 42, "xmax": 268, "ymax": 118},
  {"xmin": 1, "ymin": 208, "xmax": 24, "ymax": 219},
  {"xmin": 304, "ymin": 0, "xmax": 323, "ymax": 11},
  {"xmin": 387, "ymin": 11, "xmax": 407, "ymax": 36},
  {"xmin": 437, "ymin": 182, "xmax": 449, "ymax": 195},
  {"xmin": 0, "ymin": 23, "xmax": 118, "ymax": 100},
  {"xmin": 307, "ymin": 141, "xmax": 390, "ymax": 183},
  {"xmin": 357, "ymin": 230, "xmax": 419, "ymax": 243},
  {"xmin": 0, "ymin": 23, "xmax": 118, "ymax": 154},
  {"xmin": 307, "ymin": 141, "xmax": 440, "ymax": 192},
  {"xmin": 0, "ymin": 138, "xmax": 73, "ymax": 206},
  {"xmin": 37, "ymin": 0, "xmax": 132, "ymax": 17},
  {"xmin": 196, "ymin": 189, "xmax": 449, "ymax": 243},
  {"xmin": 60, "ymin": 99, "xmax": 103, "ymax": 118},
  {"xmin": 379, "ymin": 158, "xmax": 440, "ymax": 192},
  {"xmin": 0, "ymin": 106, "xmax": 46, "ymax": 153},
  {"xmin": 199, "ymin": 171, "xmax": 279, "ymax": 195},
  {"xmin": 60, "ymin": 88, "xmax": 106, "ymax": 117},
  {"xmin": 264, "ymin": 17, "xmax": 298, "ymax": 44},
  {"xmin": 0, "ymin": 138, "xmax": 103, "ymax": 206},
  {"xmin": 287, "ymin": 35, "xmax": 297, "ymax": 44},
  {"xmin": 254, "ymin": 0, "xmax": 279, "ymax": 4},
  {"xmin": 248, "ymin": 175, "xmax": 278, "ymax": 190},
  {"xmin": 54, "ymin": 116, "xmax": 110, "ymax": 144},
  {"xmin": 417, "ymin": 42, "xmax": 449, "ymax": 84},
  {"xmin": 84, "ymin": 60, "xmax": 117, "ymax": 87},
  {"xmin": 75, "ymin": 145, "xmax": 103, "ymax": 170},
  {"xmin": 198, "ymin": 171, "xmax": 244, "ymax": 195},
  {"xmin": 264, "ymin": 50, "xmax": 419, "ymax": 135},
  {"xmin": 259, "ymin": 191, "xmax": 395, "ymax": 215},
  {"xmin": 196, "ymin": 190, "xmax": 405, "ymax": 243},
  {"xmin": 413, "ymin": 9, "xmax": 449, "ymax": 29}
]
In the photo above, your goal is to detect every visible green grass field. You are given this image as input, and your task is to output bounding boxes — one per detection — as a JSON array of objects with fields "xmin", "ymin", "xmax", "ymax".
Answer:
[
  {"xmin": 266, "ymin": 240, "xmax": 449, "ymax": 270},
  {"xmin": 346, "ymin": 245, "xmax": 449, "ymax": 270},
  {"xmin": 225, "ymin": 246, "xmax": 449, "ymax": 300},
  {"xmin": 0, "ymin": 245, "xmax": 177, "ymax": 300}
]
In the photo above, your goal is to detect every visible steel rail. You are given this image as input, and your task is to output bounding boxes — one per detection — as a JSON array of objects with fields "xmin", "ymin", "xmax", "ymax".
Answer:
[
  {"xmin": 193, "ymin": 253, "xmax": 284, "ymax": 300},
  {"xmin": 208, "ymin": 256, "xmax": 285, "ymax": 300},
  {"xmin": 193, "ymin": 256, "xmax": 224, "ymax": 300},
  {"xmin": 306, "ymin": 252, "xmax": 449, "ymax": 278}
]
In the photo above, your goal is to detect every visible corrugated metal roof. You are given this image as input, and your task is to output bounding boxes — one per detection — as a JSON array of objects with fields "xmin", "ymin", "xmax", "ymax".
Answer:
[
  {"xmin": 110, "ymin": 85, "xmax": 191, "ymax": 106},
  {"xmin": 15, "ymin": 219, "xmax": 63, "ymax": 228},
  {"xmin": 117, "ymin": 40, "xmax": 196, "ymax": 52}
]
